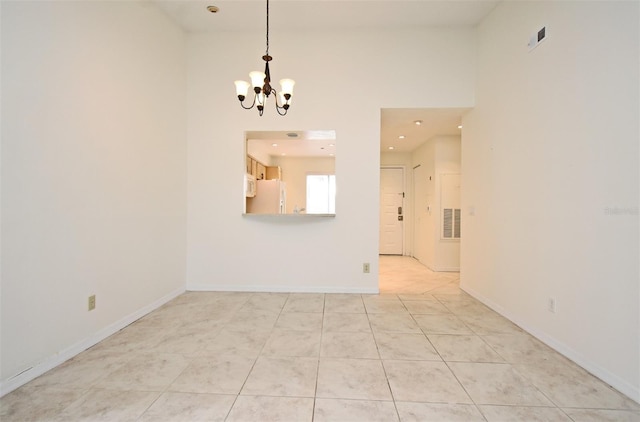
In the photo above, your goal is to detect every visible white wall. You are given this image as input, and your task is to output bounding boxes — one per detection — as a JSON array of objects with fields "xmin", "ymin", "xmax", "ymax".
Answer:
[
  {"xmin": 435, "ymin": 137, "xmax": 461, "ymax": 270},
  {"xmin": 186, "ymin": 28, "xmax": 476, "ymax": 292},
  {"xmin": 461, "ymin": 1, "xmax": 639, "ymax": 401},
  {"xmin": 411, "ymin": 139, "xmax": 436, "ymax": 266},
  {"xmin": 246, "ymin": 138, "xmax": 275, "ymax": 166},
  {"xmin": 412, "ymin": 136, "xmax": 461, "ymax": 271},
  {"xmin": 1, "ymin": 1, "xmax": 187, "ymax": 392},
  {"xmin": 272, "ymin": 156, "xmax": 335, "ymax": 214}
]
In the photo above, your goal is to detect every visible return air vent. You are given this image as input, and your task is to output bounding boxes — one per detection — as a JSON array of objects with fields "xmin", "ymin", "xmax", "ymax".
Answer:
[
  {"xmin": 528, "ymin": 25, "xmax": 547, "ymax": 51},
  {"xmin": 443, "ymin": 208, "xmax": 461, "ymax": 239}
]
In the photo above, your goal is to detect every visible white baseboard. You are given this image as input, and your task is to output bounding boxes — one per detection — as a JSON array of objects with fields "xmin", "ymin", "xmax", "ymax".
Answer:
[
  {"xmin": 0, "ymin": 287, "xmax": 185, "ymax": 398},
  {"xmin": 186, "ymin": 284, "xmax": 379, "ymax": 294},
  {"xmin": 461, "ymin": 284, "xmax": 640, "ymax": 404}
]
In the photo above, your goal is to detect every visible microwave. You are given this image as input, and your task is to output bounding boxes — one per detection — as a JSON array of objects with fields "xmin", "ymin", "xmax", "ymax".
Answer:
[{"xmin": 244, "ymin": 173, "xmax": 256, "ymax": 197}]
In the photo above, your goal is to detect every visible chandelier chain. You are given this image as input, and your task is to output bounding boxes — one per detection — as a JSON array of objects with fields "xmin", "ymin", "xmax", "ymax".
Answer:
[{"xmin": 265, "ymin": 0, "xmax": 270, "ymax": 56}]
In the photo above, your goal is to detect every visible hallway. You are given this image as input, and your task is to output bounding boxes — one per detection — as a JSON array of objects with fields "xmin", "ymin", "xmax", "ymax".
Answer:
[{"xmin": 379, "ymin": 255, "xmax": 461, "ymax": 295}]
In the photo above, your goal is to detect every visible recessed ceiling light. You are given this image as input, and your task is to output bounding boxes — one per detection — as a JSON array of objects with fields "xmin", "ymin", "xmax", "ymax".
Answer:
[
  {"xmin": 207, "ymin": 5, "xmax": 219, "ymax": 13},
  {"xmin": 281, "ymin": 153, "xmax": 286, "ymax": 156},
  {"xmin": 398, "ymin": 135, "xmax": 405, "ymax": 139},
  {"xmin": 329, "ymin": 143, "xmax": 335, "ymax": 147},
  {"xmin": 414, "ymin": 120, "xmax": 422, "ymax": 125},
  {"xmin": 329, "ymin": 153, "xmax": 334, "ymax": 156},
  {"xmin": 458, "ymin": 125, "xmax": 463, "ymax": 129},
  {"xmin": 271, "ymin": 143, "xmax": 278, "ymax": 147},
  {"xmin": 388, "ymin": 146, "xmax": 395, "ymax": 150}
]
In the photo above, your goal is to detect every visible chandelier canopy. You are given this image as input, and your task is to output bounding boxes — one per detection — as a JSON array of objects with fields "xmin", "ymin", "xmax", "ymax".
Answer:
[{"xmin": 234, "ymin": 0, "xmax": 294, "ymax": 116}]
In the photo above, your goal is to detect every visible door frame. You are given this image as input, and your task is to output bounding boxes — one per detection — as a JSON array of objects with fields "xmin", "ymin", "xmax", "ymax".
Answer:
[
  {"xmin": 411, "ymin": 163, "xmax": 424, "ymax": 263},
  {"xmin": 380, "ymin": 165, "xmax": 407, "ymax": 256}
]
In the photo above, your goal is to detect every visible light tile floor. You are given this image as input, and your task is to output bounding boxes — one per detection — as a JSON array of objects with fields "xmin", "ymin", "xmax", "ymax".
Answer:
[{"xmin": 2, "ymin": 256, "xmax": 639, "ymax": 421}]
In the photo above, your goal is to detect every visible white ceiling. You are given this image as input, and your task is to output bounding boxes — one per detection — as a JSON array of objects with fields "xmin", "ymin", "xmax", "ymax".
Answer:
[
  {"xmin": 153, "ymin": 1, "xmax": 499, "ymax": 33},
  {"xmin": 380, "ymin": 108, "xmax": 470, "ymax": 153},
  {"xmin": 247, "ymin": 130, "xmax": 337, "ymax": 158},
  {"xmin": 153, "ymin": 0, "xmax": 496, "ymax": 154}
]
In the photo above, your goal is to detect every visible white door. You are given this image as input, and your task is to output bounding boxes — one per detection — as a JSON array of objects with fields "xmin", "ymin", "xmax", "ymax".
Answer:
[{"xmin": 380, "ymin": 167, "xmax": 404, "ymax": 255}]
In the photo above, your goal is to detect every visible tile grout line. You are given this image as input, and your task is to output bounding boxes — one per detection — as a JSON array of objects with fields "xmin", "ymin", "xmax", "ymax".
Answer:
[
  {"xmin": 222, "ymin": 292, "xmax": 287, "ymax": 422},
  {"xmin": 310, "ymin": 294, "xmax": 327, "ymax": 422},
  {"xmin": 403, "ymin": 285, "xmax": 488, "ymax": 420},
  {"xmin": 430, "ymin": 293, "xmax": 560, "ymax": 417},
  {"xmin": 439, "ymin": 358, "xmax": 489, "ymax": 421},
  {"xmin": 372, "ymin": 292, "xmax": 405, "ymax": 422}
]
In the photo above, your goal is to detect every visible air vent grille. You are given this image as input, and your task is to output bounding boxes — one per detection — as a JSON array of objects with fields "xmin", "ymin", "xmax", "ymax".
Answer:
[{"xmin": 443, "ymin": 208, "xmax": 461, "ymax": 239}]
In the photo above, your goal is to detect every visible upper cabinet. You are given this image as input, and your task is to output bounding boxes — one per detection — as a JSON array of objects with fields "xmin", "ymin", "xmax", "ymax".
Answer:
[
  {"xmin": 256, "ymin": 162, "xmax": 266, "ymax": 180},
  {"xmin": 246, "ymin": 157, "xmax": 282, "ymax": 182},
  {"xmin": 266, "ymin": 166, "xmax": 281, "ymax": 180}
]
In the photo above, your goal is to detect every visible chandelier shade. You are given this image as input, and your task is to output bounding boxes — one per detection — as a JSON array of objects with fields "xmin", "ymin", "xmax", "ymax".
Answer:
[
  {"xmin": 234, "ymin": 80, "xmax": 250, "ymax": 97},
  {"xmin": 234, "ymin": 0, "xmax": 294, "ymax": 116}
]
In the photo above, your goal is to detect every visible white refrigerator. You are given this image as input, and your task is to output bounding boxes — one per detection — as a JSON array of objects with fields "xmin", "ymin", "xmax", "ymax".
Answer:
[{"xmin": 246, "ymin": 179, "xmax": 286, "ymax": 214}]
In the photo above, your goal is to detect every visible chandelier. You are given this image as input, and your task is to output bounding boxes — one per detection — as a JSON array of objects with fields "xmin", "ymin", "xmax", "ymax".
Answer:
[{"xmin": 234, "ymin": 0, "xmax": 295, "ymax": 116}]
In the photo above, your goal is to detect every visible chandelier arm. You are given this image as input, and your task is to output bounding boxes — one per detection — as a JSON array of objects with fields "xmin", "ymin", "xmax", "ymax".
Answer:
[
  {"xmin": 275, "ymin": 105, "xmax": 288, "ymax": 116},
  {"xmin": 239, "ymin": 95, "xmax": 257, "ymax": 110},
  {"xmin": 269, "ymin": 88, "xmax": 279, "ymax": 105},
  {"xmin": 271, "ymin": 88, "xmax": 289, "ymax": 108},
  {"xmin": 273, "ymin": 90, "xmax": 289, "ymax": 116}
]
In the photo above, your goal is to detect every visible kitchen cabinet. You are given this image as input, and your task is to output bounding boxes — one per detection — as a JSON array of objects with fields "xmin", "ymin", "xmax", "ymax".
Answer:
[
  {"xmin": 256, "ymin": 163, "xmax": 266, "ymax": 180},
  {"xmin": 251, "ymin": 159, "xmax": 257, "ymax": 178},
  {"xmin": 246, "ymin": 155, "xmax": 270, "ymax": 180},
  {"xmin": 266, "ymin": 166, "xmax": 282, "ymax": 180}
]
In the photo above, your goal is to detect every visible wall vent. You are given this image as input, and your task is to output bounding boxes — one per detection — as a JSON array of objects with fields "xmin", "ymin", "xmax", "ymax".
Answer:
[
  {"xmin": 528, "ymin": 26, "xmax": 547, "ymax": 51},
  {"xmin": 443, "ymin": 208, "xmax": 461, "ymax": 239}
]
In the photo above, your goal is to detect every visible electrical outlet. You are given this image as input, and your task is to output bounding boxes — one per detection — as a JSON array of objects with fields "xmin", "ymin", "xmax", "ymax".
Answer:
[
  {"xmin": 88, "ymin": 295, "xmax": 96, "ymax": 311},
  {"xmin": 548, "ymin": 297, "xmax": 556, "ymax": 313},
  {"xmin": 363, "ymin": 263, "xmax": 370, "ymax": 273}
]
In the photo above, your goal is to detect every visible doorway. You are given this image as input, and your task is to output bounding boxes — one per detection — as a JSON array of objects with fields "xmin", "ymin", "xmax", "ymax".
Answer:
[{"xmin": 379, "ymin": 167, "xmax": 405, "ymax": 255}]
